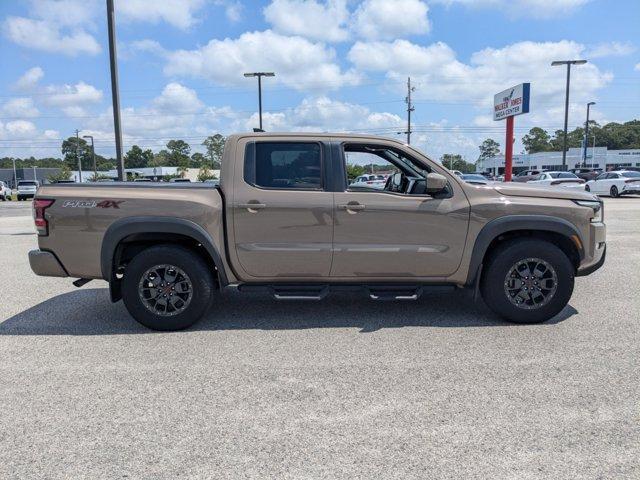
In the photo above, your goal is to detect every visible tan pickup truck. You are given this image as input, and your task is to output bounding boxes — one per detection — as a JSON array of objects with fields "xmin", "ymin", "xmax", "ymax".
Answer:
[{"xmin": 29, "ymin": 133, "xmax": 606, "ymax": 330}]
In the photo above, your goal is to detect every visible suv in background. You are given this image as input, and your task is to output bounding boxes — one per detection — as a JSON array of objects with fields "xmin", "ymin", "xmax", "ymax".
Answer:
[
  {"xmin": 569, "ymin": 167, "xmax": 603, "ymax": 182},
  {"xmin": 0, "ymin": 181, "xmax": 11, "ymax": 201},
  {"xmin": 17, "ymin": 180, "xmax": 38, "ymax": 201}
]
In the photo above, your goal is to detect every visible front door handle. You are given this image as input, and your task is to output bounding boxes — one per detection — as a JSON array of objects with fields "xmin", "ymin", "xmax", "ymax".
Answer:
[
  {"xmin": 238, "ymin": 202, "xmax": 267, "ymax": 212},
  {"xmin": 338, "ymin": 203, "xmax": 366, "ymax": 212}
]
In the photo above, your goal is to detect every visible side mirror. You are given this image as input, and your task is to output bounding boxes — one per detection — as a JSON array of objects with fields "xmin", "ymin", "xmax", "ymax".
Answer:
[{"xmin": 426, "ymin": 172, "xmax": 448, "ymax": 193}]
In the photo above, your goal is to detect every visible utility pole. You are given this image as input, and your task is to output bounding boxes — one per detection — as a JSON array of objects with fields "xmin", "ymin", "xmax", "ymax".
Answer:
[
  {"xmin": 406, "ymin": 77, "xmax": 415, "ymax": 144},
  {"xmin": 582, "ymin": 102, "xmax": 595, "ymax": 167},
  {"xmin": 75, "ymin": 129, "xmax": 83, "ymax": 182},
  {"xmin": 107, "ymin": 0, "xmax": 125, "ymax": 181},
  {"xmin": 11, "ymin": 157, "xmax": 17, "ymax": 189},
  {"xmin": 551, "ymin": 59, "xmax": 587, "ymax": 170},
  {"xmin": 83, "ymin": 135, "xmax": 96, "ymax": 180},
  {"xmin": 244, "ymin": 72, "xmax": 275, "ymax": 130}
]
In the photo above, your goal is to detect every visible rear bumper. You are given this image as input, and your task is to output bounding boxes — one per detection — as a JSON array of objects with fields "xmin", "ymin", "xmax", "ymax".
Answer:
[{"xmin": 28, "ymin": 249, "xmax": 68, "ymax": 277}]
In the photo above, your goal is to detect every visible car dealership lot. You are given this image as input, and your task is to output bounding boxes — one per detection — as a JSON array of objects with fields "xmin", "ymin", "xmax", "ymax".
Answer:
[{"xmin": 0, "ymin": 198, "xmax": 638, "ymax": 479}]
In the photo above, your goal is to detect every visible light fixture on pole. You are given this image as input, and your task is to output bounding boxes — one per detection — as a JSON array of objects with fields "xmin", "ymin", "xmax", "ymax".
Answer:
[
  {"xmin": 551, "ymin": 59, "xmax": 587, "ymax": 170},
  {"xmin": 243, "ymin": 72, "xmax": 275, "ymax": 130},
  {"xmin": 83, "ymin": 135, "xmax": 97, "ymax": 180},
  {"xmin": 582, "ymin": 102, "xmax": 595, "ymax": 167}
]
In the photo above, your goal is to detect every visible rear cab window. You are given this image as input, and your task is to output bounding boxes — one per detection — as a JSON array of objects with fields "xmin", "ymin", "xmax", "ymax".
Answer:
[{"xmin": 244, "ymin": 142, "xmax": 323, "ymax": 190}]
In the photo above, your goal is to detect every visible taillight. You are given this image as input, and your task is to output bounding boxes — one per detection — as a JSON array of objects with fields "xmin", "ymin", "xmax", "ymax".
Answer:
[
  {"xmin": 625, "ymin": 179, "xmax": 640, "ymax": 183},
  {"xmin": 33, "ymin": 199, "xmax": 54, "ymax": 236}
]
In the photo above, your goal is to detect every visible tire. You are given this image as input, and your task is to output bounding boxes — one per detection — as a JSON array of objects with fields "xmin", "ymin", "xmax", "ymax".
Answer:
[
  {"xmin": 584, "ymin": 184, "xmax": 590, "ymax": 192},
  {"xmin": 610, "ymin": 186, "xmax": 619, "ymax": 198},
  {"xmin": 480, "ymin": 239, "xmax": 574, "ymax": 324},
  {"xmin": 121, "ymin": 245, "xmax": 216, "ymax": 331}
]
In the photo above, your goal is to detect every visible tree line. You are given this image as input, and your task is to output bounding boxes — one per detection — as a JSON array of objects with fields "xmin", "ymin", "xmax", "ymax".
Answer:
[{"xmin": 0, "ymin": 134, "xmax": 226, "ymax": 178}]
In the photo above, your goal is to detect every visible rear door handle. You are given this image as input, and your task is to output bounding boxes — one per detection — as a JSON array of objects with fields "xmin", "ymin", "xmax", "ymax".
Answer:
[
  {"xmin": 338, "ymin": 203, "xmax": 365, "ymax": 211},
  {"xmin": 238, "ymin": 202, "xmax": 267, "ymax": 211}
]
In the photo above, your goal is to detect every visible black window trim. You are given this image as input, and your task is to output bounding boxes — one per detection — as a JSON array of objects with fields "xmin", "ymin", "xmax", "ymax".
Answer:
[{"xmin": 243, "ymin": 140, "xmax": 328, "ymax": 192}]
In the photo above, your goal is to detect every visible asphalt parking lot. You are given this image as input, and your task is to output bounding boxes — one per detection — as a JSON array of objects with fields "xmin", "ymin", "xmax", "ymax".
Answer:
[{"xmin": 0, "ymin": 198, "xmax": 638, "ymax": 479}]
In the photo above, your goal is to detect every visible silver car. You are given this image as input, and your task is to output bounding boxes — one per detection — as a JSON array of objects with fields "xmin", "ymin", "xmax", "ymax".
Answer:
[{"xmin": 17, "ymin": 180, "xmax": 38, "ymax": 201}]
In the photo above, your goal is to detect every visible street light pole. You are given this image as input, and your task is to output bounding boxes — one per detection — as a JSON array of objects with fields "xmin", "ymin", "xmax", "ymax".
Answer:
[
  {"xmin": 244, "ymin": 72, "xmax": 275, "ymax": 130},
  {"xmin": 83, "ymin": 135, "xmax": 96, "ymax": 180},
  {"xmin": 582, "ymin": 102, "xmax": 595, "ymax": 167},
  {"xmin": 12, "ymin": 157, "xmax": 17, "ymax": 189},
  {"xmin": 551, "ymin": 59, "xmax": 587, "ymax": 170},
  {"xmin": 107, "ymin": 0, "xmax": 125, "ymax": 181},
  {"xmin": 75, "ymin": 129, "xmax": 82, "ymax": 182}
]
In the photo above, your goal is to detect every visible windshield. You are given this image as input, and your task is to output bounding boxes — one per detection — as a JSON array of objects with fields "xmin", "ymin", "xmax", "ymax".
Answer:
[{"xmin": 621, "ymin": 171, "xmax": 640, "ymax": 178}]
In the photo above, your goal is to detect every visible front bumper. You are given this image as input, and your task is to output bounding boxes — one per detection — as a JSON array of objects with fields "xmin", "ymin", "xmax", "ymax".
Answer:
[
  {"xmin": 28, "ymin": 249, "xmax": 68, "ymax": 277},
  {"xmin": 576, "ymin": 221, "xmax": 606, "ymax": 276}
]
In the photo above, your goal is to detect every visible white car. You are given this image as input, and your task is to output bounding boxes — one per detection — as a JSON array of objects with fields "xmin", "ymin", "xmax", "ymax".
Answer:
[
  {"xmin": 0, "ymin": 181, "xmax": 11, "ymax": 201},
  {"xmin": 460, "ymin": 174, "xmax": 490, "ymax": 185},
  {"xmin": 585, "ymin": 170, "xmax": 640, "ymax": 197},
  {"xmin": 527, "ymin": 171, "xmax": 586, "ymax": 190},
  {"xmin": 350, "ymin": 174, "xmax": 387, "ymax": 189},
  {"xmin": 16, "ymin": 180, "xmax": 38, "ymax": 201}
]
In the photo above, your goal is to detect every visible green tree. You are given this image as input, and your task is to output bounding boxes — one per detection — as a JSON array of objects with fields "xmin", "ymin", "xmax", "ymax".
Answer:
[
  {"xmin": 190, "ymin": 152, "xmax": 206, "ymax": 168},
  {"xmin": 165, "ymin": 140, "xmax": 191, "ymax": 173},
  {"xmin": 478, "ymin": 138, "xmax": 500, "ymax": 162},
  {"xmin": 346, "ymin": 163, "xmax": 366, "ymax": 181},
  {"xmin": 202, "ymin": 134, "xmax": 225, "ymax": 169},
  {"xmin": 197, "ymin": 164, "xmax": 216, "ymax": 181},
  {"xmin": 47, "ymin": 164, "xmax": 72, "ymax": 183},
  {"xmin": 124, "ymin": 145, "xmax": 153, "ymax": 168},
  {"xmin": 61, "ymin": 136, "xmax": 91, "ymax": 170},
  {"xmin": 440, "ymin": 154, "xmax": 475, "ymax": 173},
  {"xmin": 522, "ymin": 127, "xmax": 552, "ymax": 153}
]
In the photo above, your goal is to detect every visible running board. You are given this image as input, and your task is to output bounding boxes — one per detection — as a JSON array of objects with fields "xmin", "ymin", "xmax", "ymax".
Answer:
[{"xmin": 236, "ymin": 283, "xmax": 455, "ymax": 301}]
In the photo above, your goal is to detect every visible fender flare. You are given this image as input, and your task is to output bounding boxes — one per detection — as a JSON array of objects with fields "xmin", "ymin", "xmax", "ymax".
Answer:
[
  {"xmin": 101, "ymin": 216, "xmax": 228, "ymax": 286},
  {"xmin": 466, "ymin": 215, "xmax": 585, "ymax": 285}
]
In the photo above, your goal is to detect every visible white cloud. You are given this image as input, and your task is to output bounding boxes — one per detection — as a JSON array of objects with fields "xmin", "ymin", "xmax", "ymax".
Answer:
[
  {"xmin": 352, "ymin": 0, "xmax": 430, "ymax": 40},
  {"xmin": 433, "ymin": 0, "xmax": 590, "ymax": 18},
  {"xmin": 160, "ymin": 30, "xmax": 361, "ymax": 91},
  {"xmin": 1, "ymin": 98, "xmax": 40, "ymax": 118},
  {"xmin": 1, "ymin": 120, "xmax": 38, "ymax": 139},
  {"xmin": 2, "ymin": 16, "xmax": 100, "ymax": 55},
  {"xmin": 14, "ymin": 67, "xmax": 44, "ymax": 91},
  {"xmin": 635, "ymin": 63, "xmax": 640, "ymax": 72},
  {"xmin": 214, "ymin": 0, "xmax": 243, "ymax": 22},
  {"xmin": 118, "ymin": 0, "xmax": 207, "ymax": 29},
  {"xmin": 349, "ymin": 39, "xmax": 612, "ymax": 127},
  {"xmin": 41, "ymin": 82, "xmax": 103, "ymax": 114},
  {"xmin": 264, "ymin": 0, "xmax": 350, "ymax": 42},
  {"xmin": 29, "ymin": 0, "xmax": 97, "ymax": 27},
  {"xmin": 152, "ymin": 83, "xmax": 204, "ymax": 113},
  {"xmin": 586, "ymin": 42, "xmax": 636, "ymax": 59}
]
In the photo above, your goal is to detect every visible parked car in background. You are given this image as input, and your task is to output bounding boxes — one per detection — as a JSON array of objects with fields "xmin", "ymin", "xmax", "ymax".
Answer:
[
  {"xmin": 0, "ymin": 181, "xmax": 11, "ymax": 201},
  {"xmin": 585, "ymin": 170, "xmax": 640, "ymax": 197},
  {"xmin": 513, "ymin": 170, "xmax": 544, "ymax": 183},
  {"xmin": 450, "ymin": 170, "xmax": 463, "ymax": 177},
  {"xmin": 460, "ymin": 174, "xmax": 490, "ymax": 185},
  {"xmin": 17, "ymin": 180, "xmax": 38, "ymax": 201},
  {"xmin": 349, "ymin": 174, "xmax": 387, "ymax": 189},
  {"xmin": 169, "ymin": 178, "xmax": 192, "ymax": 183},
  {"xmin": 527, "ymin": 172, "xmax": 586, "ymax": 190},
  {"xmin": 569, "ymin": 167, "xmax": 603, "ymax": 182}
]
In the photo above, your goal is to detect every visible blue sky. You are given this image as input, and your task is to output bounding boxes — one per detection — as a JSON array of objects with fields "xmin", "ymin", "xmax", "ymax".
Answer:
[{"xmin": 1, "ymin": 0, "xmax": 638, "ymax": 162}]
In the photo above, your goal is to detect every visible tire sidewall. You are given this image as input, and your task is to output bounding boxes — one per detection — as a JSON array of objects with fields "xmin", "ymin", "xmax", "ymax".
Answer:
[
  {"xmin": 122, "ymin": 245, "xmax": 215, "ymax": 331},
  {"xmin": 481, "ymin": 239, "xmax": 575, "ymax": 324},
  {"xmin": 611, "ymin": 186, "xmax": 618, "ymax": 197}
]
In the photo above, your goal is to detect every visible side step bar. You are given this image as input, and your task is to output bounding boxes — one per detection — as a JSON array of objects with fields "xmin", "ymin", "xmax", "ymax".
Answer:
[{"xmin": 236, "ymin": 284, "xmax": 455, "ymax": 301}]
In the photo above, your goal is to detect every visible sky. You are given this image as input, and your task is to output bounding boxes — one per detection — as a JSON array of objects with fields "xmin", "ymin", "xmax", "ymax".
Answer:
[{"xmin": 0, "ymin": 0, "xmax": 638, "ymax": 163}]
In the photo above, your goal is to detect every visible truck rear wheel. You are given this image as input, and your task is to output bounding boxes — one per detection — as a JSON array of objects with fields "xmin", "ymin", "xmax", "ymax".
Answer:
[
  {"xmin": 480, "ymin": 239, "xmax": 574, "ymax": 324},
  {"xmin": 121, "ymin": 245, "xmax": 215, "ymax": 331}
]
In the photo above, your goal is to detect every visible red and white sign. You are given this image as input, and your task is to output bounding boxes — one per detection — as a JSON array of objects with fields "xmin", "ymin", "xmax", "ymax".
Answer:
[{"xmin": 494, "ymin": 83, "xmax": 530, "ymax": 121}]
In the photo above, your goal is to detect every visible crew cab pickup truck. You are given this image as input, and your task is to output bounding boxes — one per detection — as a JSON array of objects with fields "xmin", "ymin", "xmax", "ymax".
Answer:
[{"xmin": 29, "ymin": 133, "xmax": 606, "ymax": 330}]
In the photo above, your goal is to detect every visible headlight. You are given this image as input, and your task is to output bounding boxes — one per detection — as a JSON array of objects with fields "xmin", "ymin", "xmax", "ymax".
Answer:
[{"xmin": 574, "ymin": 200, "xmax": 603, "ymax": 222}]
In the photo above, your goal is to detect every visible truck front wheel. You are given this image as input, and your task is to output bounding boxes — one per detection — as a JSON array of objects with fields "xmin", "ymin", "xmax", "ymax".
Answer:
[
  {"xmin": 480, "ymin": 239, "xmax": 574, "ymax": 324},
  {"xmin": 121, "ymin": 245, "xmax": 215, "ymax": 331}
]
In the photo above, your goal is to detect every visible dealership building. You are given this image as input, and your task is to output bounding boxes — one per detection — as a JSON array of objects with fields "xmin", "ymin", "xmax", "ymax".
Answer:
[{"xmin": 477, "ymin": 147, "xmax": 640, "ymax": 175}]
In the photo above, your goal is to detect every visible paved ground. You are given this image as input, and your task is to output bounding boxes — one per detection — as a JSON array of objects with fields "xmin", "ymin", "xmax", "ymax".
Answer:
[{"xmin": 0, "ymin": 198, "xmax": 638, "ymax": 479}]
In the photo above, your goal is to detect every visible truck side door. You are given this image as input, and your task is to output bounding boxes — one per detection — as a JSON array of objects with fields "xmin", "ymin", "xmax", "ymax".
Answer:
[
  {"xmin": 230, "ymin": 138, "xmax": 334, "ymax": 278},
  {"xmin": 331, "ymin": 141, "xmax": 470, "ymax": 279}
]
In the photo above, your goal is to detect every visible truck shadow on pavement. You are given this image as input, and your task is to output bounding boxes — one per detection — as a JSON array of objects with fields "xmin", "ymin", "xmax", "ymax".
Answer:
[{"xmin": 0, "ymin": 287, "xmax": 578, "ymax": 335}]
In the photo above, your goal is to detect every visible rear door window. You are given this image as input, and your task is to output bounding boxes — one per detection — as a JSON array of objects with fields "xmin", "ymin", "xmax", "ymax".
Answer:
[{"xmin": 245, "ymin": 142, "xmax": 322, "ymax": 190}]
